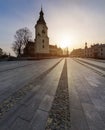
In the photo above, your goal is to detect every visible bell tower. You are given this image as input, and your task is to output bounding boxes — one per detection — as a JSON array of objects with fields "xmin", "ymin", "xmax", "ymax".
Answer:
[{"xmin": 34, "ymin": 7, "xmax": 49, "ymax": 54}]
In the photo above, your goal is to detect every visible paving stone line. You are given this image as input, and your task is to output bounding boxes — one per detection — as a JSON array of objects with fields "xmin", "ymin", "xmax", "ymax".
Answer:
[
  {"xmin": 45, "ymin": 59, "xmax": 70, "ymax": 130},
  {"xmin": 0, "ymin": 62, "xmax": 36, "ymax": 73},
  {"xmin": 77, "ymin": 59, "xmax": 105, "ymax": 71},
  {"xmin": 74, "ymin": 59, "xmax": 105, "ymax": 77},
  {"xmin": 0, "ymin": 59, "xmax": 63, "ymax": 118}
]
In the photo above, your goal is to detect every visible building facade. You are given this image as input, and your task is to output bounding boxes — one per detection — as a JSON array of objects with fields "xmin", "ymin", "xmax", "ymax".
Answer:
[
  {"xmin": 24, "ymin": 8, "xmax": 49, "ymax": 57},
  {"xmin": 24, "ymin": 41, "xmax": 35, "ymax": 57},
  {"xmin": 24, "ymin": 8, "xmax": 63, "ymax": 57},
  {"xmin": 70, "ymin": 48, "xmax": 84, "ymax": 57},
  {"xmin": 34, "ymin": 8, "xmax": 49, "ymax": 54},
  {"xmin": 70, "ymin": 43, "xmax": 105, "ymax": 59},
  {"xmin": 85, "ymin": 43, "xmax": 105, "ymax": 59}
]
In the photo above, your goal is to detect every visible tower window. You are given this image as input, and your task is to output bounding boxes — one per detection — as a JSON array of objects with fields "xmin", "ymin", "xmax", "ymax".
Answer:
[
  {"xmin": 37, "ymin": 33, "xmax": 40, "ymax": 36},
  {"xmin": 42, "ymin": 44, "xmax": 44, "ymax": 48},
  {"xmin": 42, "ymin": 39, "xmax": 44, "ymax": 43},
  {"xmin": 42, "ymin": 30, "xmax": 45, "ymax": 34}
]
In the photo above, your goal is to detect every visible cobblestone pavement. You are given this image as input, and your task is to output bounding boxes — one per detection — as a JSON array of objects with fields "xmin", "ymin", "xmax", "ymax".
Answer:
[{"xmin": 0, "ymin": 58, "xmax": 105, "ymax": 130}]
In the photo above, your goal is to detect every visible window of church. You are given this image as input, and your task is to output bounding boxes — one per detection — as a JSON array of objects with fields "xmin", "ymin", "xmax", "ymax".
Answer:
[
  {"xmin": 37, "ymin": 33, "xmax": 40, "ymax": 36},
  {"xmin": 42, "ymin": 44, "xmax": 44, "ymax": 48},
  {"xmin": 42, "ymin": 30, "xmax": 45, "ymax": 34},
  {"xmin": 42, "ymin": 39, "xmax": 44, "ymax": 43}
]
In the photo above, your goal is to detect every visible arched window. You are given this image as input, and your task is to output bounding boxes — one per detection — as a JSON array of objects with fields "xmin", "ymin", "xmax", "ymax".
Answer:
[
  {"xmin": 42, "ymin": 39, "xmax": 44, "ymax": 43},
  {"xmin": 42, "ymin": 44, "xmax": 44, "ymax": 48}
]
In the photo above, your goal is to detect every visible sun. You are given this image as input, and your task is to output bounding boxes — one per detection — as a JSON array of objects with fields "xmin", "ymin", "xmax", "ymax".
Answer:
[
  {"xmin": 60, "ymin": 41, "xmax": 70, "ymax": 49},
  {"xmin": 59, "ymin": 35, "xmax": 71, "ymax": 49}
]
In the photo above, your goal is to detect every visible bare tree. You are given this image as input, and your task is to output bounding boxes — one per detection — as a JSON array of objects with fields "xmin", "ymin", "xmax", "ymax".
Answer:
[{"xmin": 12, "ymin": 27, "xmax": 32, "ymax": 57}]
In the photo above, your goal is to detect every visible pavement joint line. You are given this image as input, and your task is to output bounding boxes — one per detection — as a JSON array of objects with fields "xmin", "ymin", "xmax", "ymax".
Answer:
[
  {"xmin": 18, "ymin": 116, "xmax": 30, "ymax": 122},
  {"xmin": 46, "ymin": 59, "xmax": 70, "ymax": 130},
  {"xmin": 38, "ymin": 108, "xmax": 49, "ymax": 113},
  {"xmin": 74, "ymin": 59, "xmax": 105, "ymax": 78},
  {"xmin": 86, "ymin": 58, "xmax": 105, "ymax": 63},
  {"xmin": 0, "ymin": 59, "xmax": 63, "ymax": 119},
  {"xmin": 0, "ymin": 63, "xmax": 37, "ymax": 73},
  {"xmin": 77, "ymin": 58, "xmax": 105, "ymax": 71}
]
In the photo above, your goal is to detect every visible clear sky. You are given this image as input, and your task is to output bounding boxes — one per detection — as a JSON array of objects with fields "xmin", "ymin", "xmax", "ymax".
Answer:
[{"xmin": 0, "ymin": 0, "xmax": 105, "ymax": 55}]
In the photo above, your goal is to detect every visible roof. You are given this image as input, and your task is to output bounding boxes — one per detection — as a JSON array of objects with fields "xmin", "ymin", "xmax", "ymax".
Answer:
[
  {"xmin": 49, "ymin": 45, "xmax": 57, "ymax": 49},
  {"xmin": 36, "ymin": 8, "xmax": 46, "ymax": 26}
]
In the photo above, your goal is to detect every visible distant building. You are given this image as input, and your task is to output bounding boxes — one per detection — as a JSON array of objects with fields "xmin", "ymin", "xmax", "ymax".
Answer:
[
  {"xmin": 24, "ymin": 41, "xmax": 35, "ymax": 57},
  {"xmin": 24, "ymin": 8, "xmax": 63, "ymax": 57},
  {"xmin": 63, "ymin": 47, "xmax": 69, "ymax": 56},
  {"xmin": 70, "ymin": 43, "xmax": 105, "ymax": 59},
  {"xmin": 70, "ymin": 48, "xmax": 84, "ymax": 57},
  {"xmin": 57, "ymin": 47, "xmax": 63, "ymax": 56},
  {"xmin": 49, "ymin": 45, "xmax": 63, "ymax": 56},
  {"xmin": 49, "ymin": 45, "xmax": 57, "ymax": 56},
  {"xmin": 85, "ymin": 43, "xmax": 105, "ymax": 59}
]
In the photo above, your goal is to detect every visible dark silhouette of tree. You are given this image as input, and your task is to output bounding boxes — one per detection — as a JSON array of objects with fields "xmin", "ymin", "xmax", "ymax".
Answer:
[
  {"xmin": 12, "ymin": 27, "xmax": 32, "ymax": 57},
  {"xmin": 0, "ymin": 48, "xmax": 3, "ymax": 57}
]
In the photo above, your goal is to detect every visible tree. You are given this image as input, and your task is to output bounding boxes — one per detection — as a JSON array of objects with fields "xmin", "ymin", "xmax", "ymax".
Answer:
[
  {"xmin": 12, "ymin": 27, "xmax": 32, "ymax": 57},
  {"xmin": 0, "ymin": 48, "xmax": 3, "ymax": 56}
]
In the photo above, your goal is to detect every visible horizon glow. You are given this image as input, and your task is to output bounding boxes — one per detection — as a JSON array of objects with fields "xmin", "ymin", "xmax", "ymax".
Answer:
[{"xmin": 0, "ymin": 0, "xmax": 105, "ymax": 55}]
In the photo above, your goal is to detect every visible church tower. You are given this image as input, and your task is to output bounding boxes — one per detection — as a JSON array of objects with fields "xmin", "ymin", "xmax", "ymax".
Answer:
[{"xmin": 34, "ymin": 7, "xmax": 49, "ymax": 55}]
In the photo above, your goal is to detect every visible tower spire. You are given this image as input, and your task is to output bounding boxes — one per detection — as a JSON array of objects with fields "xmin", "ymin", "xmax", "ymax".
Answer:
[
  {"xmin": 36, "ymin": 6, "xmax": 46, "ymax": 25},
  {"xmin": 41, "ymin": 4, "xmax": 43, "ymax": 11}
]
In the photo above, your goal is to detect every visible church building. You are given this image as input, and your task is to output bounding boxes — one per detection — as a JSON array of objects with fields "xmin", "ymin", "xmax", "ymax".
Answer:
[
  {"xmin": 24, "ymin": 8, "xmax": 63, "ymax": 57},
  {"xmin": 34, "ymin": 7, "xmax": 49, "ymax": 55}
]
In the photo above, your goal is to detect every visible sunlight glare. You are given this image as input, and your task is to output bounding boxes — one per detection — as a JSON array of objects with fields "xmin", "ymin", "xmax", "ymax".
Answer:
[{"xmin": 59, "ymin": 34, "xmax": 71, "ymax": 48}]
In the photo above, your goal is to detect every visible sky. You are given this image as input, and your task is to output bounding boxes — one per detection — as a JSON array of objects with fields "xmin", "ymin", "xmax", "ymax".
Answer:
[{"xmin": 0, "ymin": 0, "xmax": 105, "ymax": 55}]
